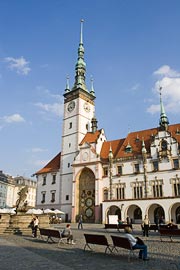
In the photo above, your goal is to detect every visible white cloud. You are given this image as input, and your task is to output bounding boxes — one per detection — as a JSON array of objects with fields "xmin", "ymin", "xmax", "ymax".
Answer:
[
  {"xmin": 4, "ymin": 56, "xmax": 31, "ymax": 75},
  {"xmin": 34, "ymin": 102, "xmax": 63, "ymax": 117},
  {"xmin": 147, "ymin": 65, "xmax": 180, "ymax": 114},
  {"xmin": 131, "ymin": 83, "xmax": 140, "ymax": 91},
  {"xmin": 31, "ymin": 148, "xmax": 48, "ymax": 153},
  {"xmin": 1, "ymin": 113, "xmax": 25, "ymax": 123},
  {"xmin": 154, "ymin": 65, "xmax": 180, "ymax": 77}
]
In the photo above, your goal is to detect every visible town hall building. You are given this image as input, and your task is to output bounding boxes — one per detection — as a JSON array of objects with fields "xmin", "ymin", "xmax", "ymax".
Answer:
[{"xmin": 35, "ymin": 21, "xmax": 180, "ymax": 225}]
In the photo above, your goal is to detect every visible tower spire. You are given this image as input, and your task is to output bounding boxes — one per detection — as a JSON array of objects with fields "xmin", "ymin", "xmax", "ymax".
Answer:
[
  {"xmin": 72, "ymin": 19, "xmax": 88, "ymax": 92},
  {"xmin": 90, "ymin": 76, "xmax": 95, "ymax": 96},
  {"xmin": 159, "ymin": 86, "xmax": 169, "ymax": 131},
  {"xmin": 64, "ymin": 75, "xmax": 70, "ymax": 93}
]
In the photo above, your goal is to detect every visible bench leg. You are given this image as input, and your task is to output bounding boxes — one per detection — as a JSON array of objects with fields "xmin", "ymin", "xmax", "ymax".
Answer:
[
  {"xmin": 84, "ymin": 243, "xmax": 92, "ymax": 251},
  {"xmin": 105, "ymin": 246, "xmax": 113, "ymax": 254}
]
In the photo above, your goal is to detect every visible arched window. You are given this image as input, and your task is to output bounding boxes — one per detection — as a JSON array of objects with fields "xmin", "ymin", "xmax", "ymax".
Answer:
[
  {"xmin": 103, "ymin": 189, "xmax": 108, "ymax": 201},
  {"xmin": 161, "ymin": 140, "xmax": 167, "ymax": 151}
]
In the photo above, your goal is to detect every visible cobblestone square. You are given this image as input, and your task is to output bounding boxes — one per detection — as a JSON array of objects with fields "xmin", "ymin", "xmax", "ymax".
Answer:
[{"xmin": 0, "ymin": 224, "xmax": 180, "ymax": 270}]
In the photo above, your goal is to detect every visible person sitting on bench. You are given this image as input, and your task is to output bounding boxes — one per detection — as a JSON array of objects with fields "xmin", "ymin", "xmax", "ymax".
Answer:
[
  {"xmin": 124, "ymin": 227, "xmax": 149, "ymax": 261},
  {"xmin": 62, "ymin": 224, "xmax": 75, "ymax": 244}
]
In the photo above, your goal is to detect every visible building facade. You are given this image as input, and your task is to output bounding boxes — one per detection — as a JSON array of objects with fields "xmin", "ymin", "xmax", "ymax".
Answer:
[{"xmin": 35, "ymin": 21, "xmax": 180, "ymax": 224}]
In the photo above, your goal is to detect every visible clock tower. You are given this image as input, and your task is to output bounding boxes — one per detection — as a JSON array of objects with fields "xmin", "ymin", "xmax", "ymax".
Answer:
[{"xmin": 60, "ymin": 20, "xmax": 96, "ymax": 220}]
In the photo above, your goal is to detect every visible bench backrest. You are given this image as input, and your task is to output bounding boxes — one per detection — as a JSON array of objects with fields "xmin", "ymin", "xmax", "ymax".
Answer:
[
  {"xmin": 105, "ymin": 224, "xmax": 117, "ymax": 229},
  {"xmin": 159, "ymin": 229, "xmax": 180, "ymax": 236},
  {"xmin": 84, "ymin": 234, "xmax": 109, "ymax": 246},
  {"xmin": 39, "ymin": 228, "xmax": 50, "ymax": 236},
  {"xmin": 39, "ymin": 228, "xmax": 60, "ymax": 238},
  {"xmin": 159, "ymin": 224, "xmax": 178, "ymax": 230},
  {"xmin": 111, "ymin": 235, "xmax": 132, "ymax": 250}
]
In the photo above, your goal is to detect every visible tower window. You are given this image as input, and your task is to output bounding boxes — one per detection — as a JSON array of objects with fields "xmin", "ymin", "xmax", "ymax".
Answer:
[
  {"xmin": 86, "ymin": 124, "xmax": 88, "ymax": 130},
  {"xmin": 69, "ymin": 143, "xmax": 71, "ymax": 148},
  {"xmin": 69, "ymin": 122, "xmax": 72, "ymax": 129},
  {"xmin": 66, "ymin": 195, "xmax": 69, "ymax": 200},
  {"xmin": 68, "ymin": 163, "xmax": 70, "ymax": 168},
  {"xmin": 51, "ymin": 192, "xmax": 56, "ymax": 202}
]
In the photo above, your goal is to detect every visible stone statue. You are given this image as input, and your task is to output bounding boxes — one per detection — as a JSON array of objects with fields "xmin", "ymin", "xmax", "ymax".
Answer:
[{"xmin": 15, "ymin": 186, "xmax": 29, "ymax": 212}]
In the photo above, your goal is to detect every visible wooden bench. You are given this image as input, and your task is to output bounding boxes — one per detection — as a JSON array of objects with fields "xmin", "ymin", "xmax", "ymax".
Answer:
[
  {"xmin": 104, "ymin": 224, "xmax": 133, "ymax": 232},
  {"xmin": 159, "ymin": 224, "xmax": 178, "ymax": 230},
  {"xmin": 149, "ymin": 224, "xmax": 158, "ymax": 231},
  {"xmin": 111, "ymin": 235, "xmax": 143, "ymax": 261},
  {"xmin": 159, "ymin": 229, "xmax": 180, "ymax": 242},
  {"xmin": 83, "ymin": 233, "xmax": 112, "ymax": 254},
  {"xmin": 39, "ymin": 228, "xmax": 68, "ymax": 245}
]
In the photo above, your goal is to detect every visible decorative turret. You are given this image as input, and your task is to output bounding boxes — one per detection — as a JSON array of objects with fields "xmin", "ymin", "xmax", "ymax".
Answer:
[
  {"xmin": 108, "ymin": 144, "xmax": 113, "ymax": 160},
  {"xmin": 142, "ymin": 138, "xmax": 147, "ymax": 155},
  {"xmin": 91, "ymin": 111, "xmax": 98, "ymax": 133},
  {"xmin": 159, "ymin": 86, "xmax": 169, "ymax": 131},
  {"xmin": 90, "ymin": 76, "xmax": 95, "ymax": 96},
  {"xmin": 64, "ymin": 75, "xmax": 70, "ymax": 93}
]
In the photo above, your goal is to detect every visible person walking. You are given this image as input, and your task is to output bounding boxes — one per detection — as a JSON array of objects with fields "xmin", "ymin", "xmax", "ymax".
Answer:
[
  {"xmin": 78, "ymin": 214, "xmax": 83, "ymax": 229},
  {"xmin": 33, "ymin": 216, "xmax": 39, "ymax": 238},
  {"xmin": 142, "ymin": 215, "xmax": 150, "ymax": 237},
  {"xmin": 124, "ymin": 227, "xmax": 149, "ymax": 261}
]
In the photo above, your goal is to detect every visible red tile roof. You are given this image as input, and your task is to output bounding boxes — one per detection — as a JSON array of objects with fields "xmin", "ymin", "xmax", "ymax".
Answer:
[
  {"xmin": 100, "ymin": 124, "xmax": 180, "ymax": 161},
  {"xmin": 79, "ymin": 129, "xmax": 102, "ymax": 145},
  {"xmin": 35, "ymin": 124, "xmax": 180, "ymax": 173},
  {"xmin": 35, "ymin": 152, "xmax": 61, "ymax": 175}
]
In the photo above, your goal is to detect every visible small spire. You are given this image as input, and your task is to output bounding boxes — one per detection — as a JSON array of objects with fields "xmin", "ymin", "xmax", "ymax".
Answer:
[
  {"xmin": 90, "ymin": 76, "xmax": 95, "ymax": 96},
  {"xmin": 109, "ymin": 144, "xmax": 113, "ymax": 160},
  {"xmin": 80, "ymin": 19, "xmax": 84, "ymax": 44},
  {"xmin": 91, "ymin": 110, "xmax": 98, "ymax": 133},
  {"xmin": 142, "ymin": 137, "xmax": 147, "ymax": 154},
  {"xmin": 159, "ymin": 86, "xmax": 169, "ymax": 131},
  {"xmin": 64, "ymin": 75, "xmax": 70, "ymax": 93}
]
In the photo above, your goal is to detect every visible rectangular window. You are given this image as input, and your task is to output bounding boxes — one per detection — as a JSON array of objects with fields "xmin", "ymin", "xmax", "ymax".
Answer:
[
  {"xmin": 66, "ymin": 195, "xmax": 69, "ymax": 200},
  {"xmin": 173, "ymin": 159, "xmax": 179, "ymax": 169},
  {"xmin": 41, "ymin": 193, "xmax": 46, "ymax": 203},
  {"xmin": 117, "ymin": 166, "xmax": 122, "ymax": 175},
  {"xmin": 133, "ymin": 186, "xmax": 143, "ymax": 199},
  {"xmin": 103, "ymin": 167, "xmax": 108, "ymax": 177},
  {"xmin": 174, "ymin": 183, "xmax": 180, "ymax": 196},
  {"xmin": 52, "ymin": 175, "xmax": 56, "ymax": 184},
  {"xmin": 116, "ymin": 187, "xmax": 125, "ymax": 199},
  {"xmin": 153, "ymin": 161, "xmax": 159, "ymax": 171},
  {"xmin": 69, "ymin": 122, "xmax": 72, "ymax": 129},
  {"xmin": 134, "ymin": 164, "xmax": 139, "ymax": 173},
  {"xmin": 51, "ymin": 192, "xmax": 55, "ymax": 202},
  {"xmin": 152, "ymin": 183, "xmax": 163, "ymax": 197},
  {"xmin": 68, "ymin": 163, "xmax": 70, "ymax": 168},
  {"xmin": 42, "ymin": 176, "xmax": 46, "ymax": 186}
]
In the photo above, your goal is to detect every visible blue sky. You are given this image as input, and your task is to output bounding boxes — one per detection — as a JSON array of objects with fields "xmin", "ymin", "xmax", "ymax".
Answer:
[{"xmin": 0, "ymin": 0, "xmax": 180, "ymax": 178}]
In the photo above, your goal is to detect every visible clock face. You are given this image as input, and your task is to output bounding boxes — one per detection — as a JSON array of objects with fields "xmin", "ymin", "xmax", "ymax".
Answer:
[
  {"xmin": 84, "ymin": 102, "xmax": 90, "ymax": 112},
  {"xmin": 82, "ymin": 152, "xmax": 88, "ymax": 161},
  {"xmin": 85, "ymin": 207, "xmax": 93, "ymax": 217},
  {"xmin": 85, "ymin": 197, "xmax": 93, "ymax": 207},
  {"xmin": 67, "ymin": 101, "xmax": 75, "ymax": 112}
]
